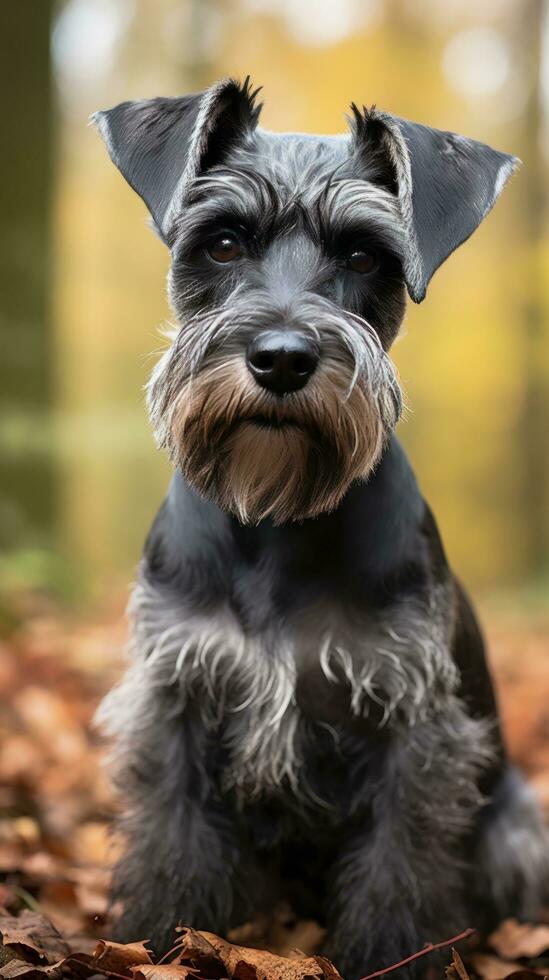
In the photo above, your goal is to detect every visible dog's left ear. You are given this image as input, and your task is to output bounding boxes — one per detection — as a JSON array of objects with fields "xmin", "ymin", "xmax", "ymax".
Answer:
[
  {"xmin": 92, "ymin": 77, "xmax": 262, "ymax": 242},
  {"xmin": 350, "ymin": 105, "xmax": 519, "ymax": 302}
]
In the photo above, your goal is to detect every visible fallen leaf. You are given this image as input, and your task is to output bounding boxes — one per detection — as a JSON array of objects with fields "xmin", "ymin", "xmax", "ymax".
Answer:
[
  {"xmin": 472, "ymin": 952, "xmax": 525, "ymax": 979},
  {"xmin": 445, "ymin": 947, "xmax": 471, "ymax": 980},
  {"xmin": 92, "ymin": 939, "xmax": 153, "ymax": 975},
  {"xmin": 131, "ymin": 966, "xmax": 199, "ymax": 979},
  {"xmin": 177, "ymin": 929, "xmax": 343, "ymax": 980},
  {"xmin": 1, "ymin": 950, "xmax": 99, "ymax": 980},
  {"xmin": 489, "ymin": 921, "xmax": 549, "ymax": 960},
  {"xmin": 0, "ymin": 962, "xmax": 49, "ymax": 979},
  {"xmin": 49, "ymin": 952, "xmax": 95, "ymax": 978},
  {"xmin": 0, "ymin": 912, "xmax": 69, "ymax": 965}
]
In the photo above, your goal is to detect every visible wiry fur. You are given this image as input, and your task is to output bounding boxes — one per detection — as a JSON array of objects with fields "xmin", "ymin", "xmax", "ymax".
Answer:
[
  {"xmin": 98, "ymin": 569, "xmax": 301, "ymax": 799},
  {"xmin": 472, "ymin": 767, "xmax": 549, "ymax": 924},
  {"xmin": 324, "ymin": 705, "xmax": 496, "ymax": 977},
  {"xmin": 98, "ymin": 573, "xmax": 458, "ymax": 802},
  {"xmin": 147, "ymin": 293, "xmax": 401, "ymax": 524},
  {"xmin": 317, "ymin": 584, "xmax": 456, "ymax": 726},
  {"xmin": 93, "ymin": 78, "xmax": 547, "ymax": 977},
  {"xmin": 97, "ymin": 565, "xmax": 500, "ymax": 963}
]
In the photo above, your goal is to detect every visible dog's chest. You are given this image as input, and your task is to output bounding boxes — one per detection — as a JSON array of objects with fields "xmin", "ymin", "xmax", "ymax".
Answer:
[
  {"xmin": 213, "ymin": 610, "xmax": 367, "ymax": 800},
  {"xmin": 134, "ymin": 576, "xmax": 454, "ymax": 803},
  {"xmin": 194, "ymin": 605, "xmax": 420, "ymax": 801}
]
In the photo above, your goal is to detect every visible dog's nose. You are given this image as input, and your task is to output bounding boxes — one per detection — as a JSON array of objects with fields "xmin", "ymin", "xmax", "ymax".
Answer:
[{"xmin": 246, "ymin": 331, "xmax": 319, "ymax": 395}]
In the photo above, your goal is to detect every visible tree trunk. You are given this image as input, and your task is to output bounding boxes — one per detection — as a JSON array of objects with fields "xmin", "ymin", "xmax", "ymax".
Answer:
[{"xmin": 0, "ymin": 1, "xmax": 55, "ymax": 553}]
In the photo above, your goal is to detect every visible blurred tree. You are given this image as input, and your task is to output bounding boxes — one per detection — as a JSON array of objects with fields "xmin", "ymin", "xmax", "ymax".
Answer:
[
  {"xmin": 188, "ymin": 0, "xmax": 214, "ymax": 89},
  {"xmin": 0, "ymin": 1, "xmax": 55, "ymax": 553},
  {"xmin": 515, "ymin": 0, "xmax": 548, "ymax": 577}
]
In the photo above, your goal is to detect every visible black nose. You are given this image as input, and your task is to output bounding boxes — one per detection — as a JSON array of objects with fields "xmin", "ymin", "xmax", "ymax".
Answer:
[{"xmin": 246, "ymin": 331, "xmax": 319, "ymax": 395}]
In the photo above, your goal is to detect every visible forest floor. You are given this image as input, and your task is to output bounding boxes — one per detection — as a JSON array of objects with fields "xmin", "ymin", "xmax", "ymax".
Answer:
[{"xmin": 1, "ymin": 594, "xmax": 549, "ymax": 979}]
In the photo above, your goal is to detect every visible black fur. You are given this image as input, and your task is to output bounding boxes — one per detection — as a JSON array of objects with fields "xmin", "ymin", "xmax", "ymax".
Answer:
[{"xmin": 93, "ymin": 79, "xmax": 547, "ymax": 978}]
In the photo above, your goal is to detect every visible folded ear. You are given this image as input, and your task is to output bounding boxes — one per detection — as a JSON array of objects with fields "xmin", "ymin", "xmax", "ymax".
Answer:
[
  {"xmin": 92, "ymin": 77, "xmax": 262, "ymax": 243},
  {"xmin": 350, "ymin": 105, "xmax": 519, "ymax": 302}
]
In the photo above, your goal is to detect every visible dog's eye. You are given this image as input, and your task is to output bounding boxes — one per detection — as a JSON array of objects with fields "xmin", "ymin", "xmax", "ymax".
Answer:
[
  {"xmin": 347, "ymin": 250, "xmax": 378, "ymax": 274},
  {"xmin": 206, "ymin": 235, "xmax": 242, "ymax": 264}
]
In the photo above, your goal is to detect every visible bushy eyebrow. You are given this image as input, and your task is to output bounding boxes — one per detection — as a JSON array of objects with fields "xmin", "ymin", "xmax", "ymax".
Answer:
[
  {"xmin": 170, "ymin": 166, "xmax": 405, "ymax": 261},
  {"xmin": 316, "ymin": 179, "xmax": 405, "ymax": 258},
  {"xmin": 170, "ymin": 167, "xmax": 284, "ymax": 253}
]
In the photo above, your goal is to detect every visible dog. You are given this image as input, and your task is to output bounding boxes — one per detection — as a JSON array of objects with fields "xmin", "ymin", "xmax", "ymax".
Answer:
[{"xmin": 93, "ymin": 78, "xmax": 549, "ymax": 977}]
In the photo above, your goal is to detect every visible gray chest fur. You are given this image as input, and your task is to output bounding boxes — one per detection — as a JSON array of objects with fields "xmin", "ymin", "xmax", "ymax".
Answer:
[{"xmin": 97, "ymin": 568, "xmax": 458, "ymax": 803}]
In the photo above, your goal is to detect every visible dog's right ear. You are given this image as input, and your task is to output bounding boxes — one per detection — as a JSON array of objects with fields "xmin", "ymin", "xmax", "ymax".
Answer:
[
  {"xmin": 92, "ymin": 77, "xmax": 262, "ymax": 243},
  {"xmin": 349, "ymin": 104, "xmax": 519, "ymax": 303}
]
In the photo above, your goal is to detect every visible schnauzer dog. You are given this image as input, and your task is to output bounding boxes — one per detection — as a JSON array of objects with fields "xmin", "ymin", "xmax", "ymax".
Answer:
[{"xmin": 94, "ymin": 78, "xmax": 548, "ymax": 977}]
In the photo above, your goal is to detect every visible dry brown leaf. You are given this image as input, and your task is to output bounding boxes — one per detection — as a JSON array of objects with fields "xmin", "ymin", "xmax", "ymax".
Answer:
[
  {"xmin": 0, "ymin": 912, "xmax": 70, "ymax": 965},
  {"xmin": 92, "ymin": 939, "xmax": 153, "ymax": 975},
  {"xmin": 307, "ymin": 955, "xmax": 343, "ymax": 980},
  {"xmin": 36, "ymin": 900, "xmax": 84, "ymax": 944},
  {"xmin": 489, "ymin": 921, "xmax": 549, "ymax": 960},
  {"xmin": 472, "ymin": 952, "xmax": 525, "ymax": 979},
  {"xmin": 0, "ymin": 962, "xmax": 49, "ymax": 979},
  {"xmin": 46, "ymin": 952, "xmax": 95, "ymax": 979},
  {"xmin": 445, "ymin": 947, "xmax": 471, "ymax": 980},
  {"xmin": 177, "ymin": 928, "xmax": 342, "ymax": 980},
  {"xmin": 131, "ymin": 966, "xmax": 199, "ymax": 980}
]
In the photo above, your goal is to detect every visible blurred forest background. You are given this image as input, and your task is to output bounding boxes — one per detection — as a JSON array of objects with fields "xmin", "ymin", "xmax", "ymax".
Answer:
[{"xmin": 1, "ymin": 0, "xmax": 549, "ymax": 608}]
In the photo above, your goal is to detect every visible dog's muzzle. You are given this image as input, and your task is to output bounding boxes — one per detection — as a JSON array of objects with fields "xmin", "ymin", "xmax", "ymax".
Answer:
[{"xmin": 147, "ymin": 296, "xmax": 402, "ymax": 525}]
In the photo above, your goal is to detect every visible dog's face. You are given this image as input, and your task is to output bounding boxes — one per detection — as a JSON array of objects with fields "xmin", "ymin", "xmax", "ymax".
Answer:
[
  {"xmin": 151, "ymin": 127, "xmax": 406, "ymax": 524},
  {"xmin": 95, "ymin": 79, "xmax": 517, "ymax": 524}
]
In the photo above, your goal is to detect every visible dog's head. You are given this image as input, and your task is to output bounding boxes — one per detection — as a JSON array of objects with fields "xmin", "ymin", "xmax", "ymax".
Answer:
[{"xmin": 94, "ymin": 78, "xmax": 517, "ymax": 524}]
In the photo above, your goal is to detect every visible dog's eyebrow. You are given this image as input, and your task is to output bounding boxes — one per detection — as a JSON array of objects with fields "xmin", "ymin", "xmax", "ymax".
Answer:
[
  {"xmin": 191, "ymin": 167, "xmax": 280, "ymax": 219},
  {"xmin": 173, "ymin": 166, "xmax": 323, "ymax": 251},
  {"xmin": 172, "ymin": 164, "xmax": 405, "ymax": 263},
  {"xmin": 316, "ymin": 179, "xmax": 405, "ymax": 256},
  {"xmin": 168, "ymin": 165, "xmax": 285, "ymax": 251}
]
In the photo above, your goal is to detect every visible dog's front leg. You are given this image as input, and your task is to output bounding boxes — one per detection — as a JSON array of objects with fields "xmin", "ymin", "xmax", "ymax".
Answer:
[
  {"xmin": 98, "ymin": 671, "xmax": 240, "ymax": 954},
  {"xmin": 324, "ymin": 700, "xmax": 493, "ymax": 980}
]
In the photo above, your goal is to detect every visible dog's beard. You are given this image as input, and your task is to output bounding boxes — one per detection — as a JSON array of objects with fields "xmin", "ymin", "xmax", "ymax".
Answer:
[{"xmin": 147, "ymin": 309, "xmax": 402, "ymax": 524}]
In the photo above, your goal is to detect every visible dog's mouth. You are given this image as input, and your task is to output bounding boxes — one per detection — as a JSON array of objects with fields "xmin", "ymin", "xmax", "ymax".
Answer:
[{"xmin": 244, "ymin": 414, "xmax": 300, "ymax": 431}]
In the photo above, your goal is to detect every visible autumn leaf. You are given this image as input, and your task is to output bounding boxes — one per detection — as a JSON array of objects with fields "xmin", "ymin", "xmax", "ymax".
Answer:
[
  {"xmin": 0, "ymin": 962, "xmax": 49, "ymax": 979},
  {"xmin": 177, "ymin": 929, "xmax": 343, "ymax": 980},
  {"xmin": 131, "ymin": 966, "xmax": 200, "ymax": 980},
  {"xmin": 0, "ymin": 912, "xmax": 69, "ymax": 965},
  {"xmin": 489, "ymin": 921, "xmax": 549, "ymax": 961},
  {"xmin": 92, "ymin": 939, "xmax": 154, "ymax": 975},
  {"xmin": 445, "ymin": 947, "xmax": 472, "ymax": 980}
]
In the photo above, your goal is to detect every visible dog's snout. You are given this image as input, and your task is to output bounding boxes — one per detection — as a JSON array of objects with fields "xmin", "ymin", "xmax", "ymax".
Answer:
[{"xmin": 246, "ymin": 331, "xmax": 319, "ymax": 396}]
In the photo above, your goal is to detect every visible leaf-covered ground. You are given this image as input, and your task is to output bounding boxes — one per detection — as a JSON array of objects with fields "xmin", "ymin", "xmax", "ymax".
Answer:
[{"xmin": 1, "ymin": 597, "xmax": 548, "ymax": 979}]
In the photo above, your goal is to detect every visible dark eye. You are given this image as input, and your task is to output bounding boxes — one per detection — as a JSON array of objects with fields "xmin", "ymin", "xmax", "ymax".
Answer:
[
  {"xmin": 347, "ymin": 249, "xmax": 378, "ymax": 274},
  {"xmin": 206, "ymin": 235, "xmax": 242, "ymax": 264}
]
